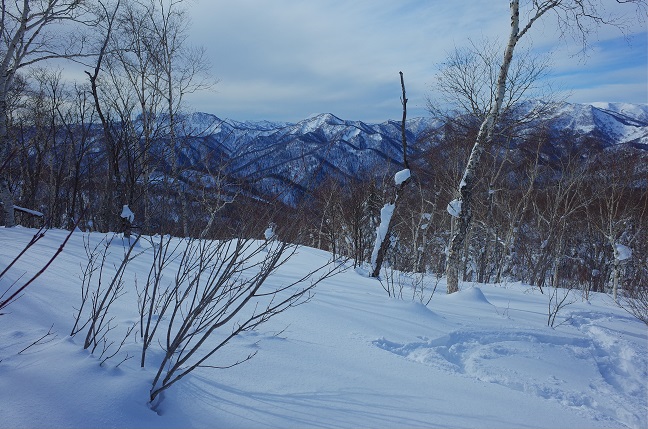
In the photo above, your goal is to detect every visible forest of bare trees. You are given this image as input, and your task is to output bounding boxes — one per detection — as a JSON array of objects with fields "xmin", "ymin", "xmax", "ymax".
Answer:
[{"xmin": 0, "ymin": 0, "xmax": 646, "ymax": 315}]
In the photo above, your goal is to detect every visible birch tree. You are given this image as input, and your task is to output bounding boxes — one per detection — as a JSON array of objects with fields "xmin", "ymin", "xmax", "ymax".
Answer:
[
  {"xmin": 143, "ymin": 0, "xmax": 213, "ymax": 237},
  {"xmin": 587, "ymin": 152, "xmax": 647, "ymax": 302},
  {"xmin": 445, "ymin": 0, "xmax": 646, "ymax": 293},
  {"xmin": 0, "ymin": 0, "xmax": 92, "ymax": 227},
  {"xmin": 83, "ymin": 0, "xmax": 212, "ymax": 234},
  {"xmin": 432, "ymin": 38, "xmax": 550, "ymax": 126}
]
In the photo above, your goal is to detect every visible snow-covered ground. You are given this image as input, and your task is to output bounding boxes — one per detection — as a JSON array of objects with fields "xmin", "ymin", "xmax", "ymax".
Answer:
[{"xmin": 1, "ymin": 227, "xmax": 646, "ymax": 428}]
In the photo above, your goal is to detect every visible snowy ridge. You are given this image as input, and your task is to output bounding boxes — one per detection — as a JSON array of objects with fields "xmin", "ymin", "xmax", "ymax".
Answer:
[
  {"xmin": 515, "ymin": 101, "xmax": 648, "ymax": 146},
  {"xmin": 171, "ymin": 102, "xmax": 648, "ymax": 204},
  {"xmin": 175, "ymin": 112, "xmax": 436, "ymax": 204},
  {"xmin": 590, "ymin": 102, "xmax": 648, "ymax": 124}
]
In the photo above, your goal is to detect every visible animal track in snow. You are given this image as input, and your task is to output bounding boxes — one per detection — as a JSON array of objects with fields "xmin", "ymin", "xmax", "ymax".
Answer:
[{"xmin": 373, "ymin": 327, "xmax": 647, "ymax": 428}]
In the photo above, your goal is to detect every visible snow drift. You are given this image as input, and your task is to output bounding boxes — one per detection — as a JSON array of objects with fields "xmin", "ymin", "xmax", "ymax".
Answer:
[{"xmin": 0, "ymin": 227, "xmax": 646, "ymax": 428}]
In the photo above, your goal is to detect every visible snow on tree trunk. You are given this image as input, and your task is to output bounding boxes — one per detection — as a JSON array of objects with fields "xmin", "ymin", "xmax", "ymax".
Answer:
[
  {"xmin": 614, "ymin": 244, "xmax": 632, "ymax": 262},
  {"xmin": 121, "ymin": 204, "xmax": 135, "ymax": 238},
  {"xmin": 369, "ymin": 72, "xmax": 411, "ymax": 278},
  {"xmin": 447, "ymin": 199, "xmax": 462, "ymax": 218},
  {"xmin": 265, "ymin": 223, "xmax": 276, "ymax": 241},
  {"xmin": 612, "ymin": 243, "xmax": 632, "ymax": 302},
  {"xmin": 121, "ymin": 204, "xmax": 135, "ymax": 223},
  {"xmin": 371, "ymin": 203, "xmax": 395, "ymax": 276},
  {"xmin": 13, "ymin": 205, "xmax": 44, "ymax": 217},
  {"xmin": 445, "ymin": 0, "xmax": 522, "ymax": 294},
  {"xmin": 394, "ymin": 169, "xmax": 411, "ymax": 186}
]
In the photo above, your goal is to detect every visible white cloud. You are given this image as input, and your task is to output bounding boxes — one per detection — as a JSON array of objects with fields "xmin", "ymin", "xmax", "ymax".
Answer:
[{"xmin": 185, "ymin": 0, "xmax": 647, "ymax": 122}]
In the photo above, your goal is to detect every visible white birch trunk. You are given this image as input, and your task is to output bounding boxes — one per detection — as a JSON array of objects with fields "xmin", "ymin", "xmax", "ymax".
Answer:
[
  {"xmin": 445, "ymin": 0, "xmax": 521, "ymax": 293},
  {"xmin": 0, "ymin": 3, "xmax": 29, "ymax": 228}
]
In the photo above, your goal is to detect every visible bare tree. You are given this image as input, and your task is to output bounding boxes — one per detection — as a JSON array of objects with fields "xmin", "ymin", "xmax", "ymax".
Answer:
[
  {"xmin": 310, "ymin": 176, "xmax": 345, "ymax": 258},
  {"xmin": 141, "ymin": 0, "xmax": 213, "ymax": 237},
  {"xmin": 444, "ymin": 0, "xmax": 646, "ymax": 293},
  {"xmin": 84, "ymin": 0, "xmax": 128, "ymax": 233},
  {"xmin": 0, "ymin": 0, "xmax": 93, "ymax": 227},
  {"xmin": 586, "ymin": 151, "xmax": 647, "ymax": 301},
  {"xmin": 57, "ymin": 82, "xmax": 99, "ymax": 229},
  {"xmin": 109, "ymin": 0, "xmax": 166, "ymax": 233},
  {"xmin": 432, "ymin": 38, "xmax": 551, "ymax": 124},
  {"xmin": 12, "ymin": 68, "xmax": 67, "ymax": 226},
  {"xmin": 84, "ymin": 0, "xmax": 214, "ymax": 235},
  {"xmin": 429, "ymin": 38, "xmax": 554, "ymax": 288},
  {"xmin": 370, "ymin": 72, "xmax": 412, "ymax": 277}
]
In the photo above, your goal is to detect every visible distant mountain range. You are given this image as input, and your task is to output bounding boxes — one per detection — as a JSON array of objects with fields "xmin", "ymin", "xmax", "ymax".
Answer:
[{"xmin": 175, "ymin": 101, "xmax": 648, "ymax": 203}]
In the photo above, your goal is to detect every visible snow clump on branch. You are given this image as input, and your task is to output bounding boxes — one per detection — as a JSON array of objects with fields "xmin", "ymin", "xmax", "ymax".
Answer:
[{"xmin": 394, "ymin": 169, "xmax": 410, "ymax": 186}]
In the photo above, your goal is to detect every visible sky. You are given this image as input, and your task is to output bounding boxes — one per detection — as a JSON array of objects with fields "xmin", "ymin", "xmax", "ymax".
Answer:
[{"xmin": 184, "ymin": 0, "xmax": 647, "ymax": 123}]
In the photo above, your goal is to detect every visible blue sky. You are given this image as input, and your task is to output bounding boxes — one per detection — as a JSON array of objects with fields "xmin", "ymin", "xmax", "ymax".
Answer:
[{"xmin": 185, "ymin": 1, "xmax": 647, "ymax": 122}]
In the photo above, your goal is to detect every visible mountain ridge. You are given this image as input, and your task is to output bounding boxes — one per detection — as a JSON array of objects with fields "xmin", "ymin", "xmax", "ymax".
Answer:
[
  {"xmin": 175, "ymin": 101, "xmax": 647, "ymax": 204},
  {"xmin": 187, "ymin": 101, "xmax": 648, "ymax": 144}
]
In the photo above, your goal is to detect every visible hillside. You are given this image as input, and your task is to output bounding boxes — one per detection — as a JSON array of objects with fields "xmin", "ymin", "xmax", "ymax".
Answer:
[
  {"xmin": 0, "ymin": 228, "xmax": 646, "ymax": 428},
  {"xmin": 177, "ymin": 102, "xmax": 648, "ymax": 203}
]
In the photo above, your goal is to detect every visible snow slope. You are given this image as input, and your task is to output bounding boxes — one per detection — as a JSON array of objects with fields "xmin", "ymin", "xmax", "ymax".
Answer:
[{"xmin": 1, "ymin": 227, "xmax": 646, "ymax": 428}]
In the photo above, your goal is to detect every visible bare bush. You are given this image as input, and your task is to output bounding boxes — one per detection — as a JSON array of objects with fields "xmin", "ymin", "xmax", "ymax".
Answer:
[
  {"xmin": 146, "ymin": 236, "xmax": 340, "ymax": 406},
  {"xmin": 70, "ymin": 227, "xmax": 343, "ymax": 406},
  {"xmin": 1, "ymin": 227, "xmax": 75, "ymax": 314},
  {"xmin": 379, "ymin": 266, "xmax": 438, "ymax": 304},
  {"xmin": 71, "ymin": 233, "xmax": 141, "ymax": 365},
  {"xmin": 619, "ymin": 286, "xmax": 648, "ymax": 326},
  {"xmin": 138, "ymin": 234, "xmax": 186, "ymax": 368},
  {"xmin": 547, "ymin": 283, "xmax": 576, "ymax": 328}
]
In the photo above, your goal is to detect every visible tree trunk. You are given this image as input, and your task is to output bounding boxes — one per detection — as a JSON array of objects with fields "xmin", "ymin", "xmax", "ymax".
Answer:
[
  {"xmin": 611, "ymin": 242, "xmax": 621, "ymax": 302},
  {"xmin": 445, "ymin": 0, "xmax": 521, "ymax": 293},
  {"xmin": 0, "ymin": 92, "xmax": 15, "ymax": 227},
  {"xmin": 370, "ymin": 72, "xmax": 410, "ymax": 277},
  {"xmin": 0, "ymin": 176, "xmax": 15, "ymax": 227}
]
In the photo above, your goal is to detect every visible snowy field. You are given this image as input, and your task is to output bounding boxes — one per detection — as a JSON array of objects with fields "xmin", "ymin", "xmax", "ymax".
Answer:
[{"xmin": 0, "ymin": 227, "xmax": 646, "ymax": 428}]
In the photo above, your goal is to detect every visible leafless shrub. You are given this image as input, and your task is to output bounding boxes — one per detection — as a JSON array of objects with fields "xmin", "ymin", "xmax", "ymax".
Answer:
[
  {"xmin": 0, "ymin": 324, "xmax": 58, "ymax": 364},
  {"xmin": 378, "ymin": 266, "xmax": 438, "ymax": 304},
  {"xmin": 99, "ymin": 322, "xmax": 136, "ymax": 368},
  {"xmin": 71, "ymin": 234, "xmax": 103, "ymax": 336},
  {"xmin": 618, "ymin": 286, "xmax": 648, "ymax": 326},
  {"xmin": 146, "ymin": 236, "xmax": 341, "ymax": 406},
  {"xmin": 1, "ymin": 226, "xmax": 75, "ymax": 315},
  {"xmin": 412, "ymin": 272, "xmax": 440, "ymax": 305},
  {"xmin": 70, "ymin": 233, "xmax": 141, "ymax": 361},
  {"xmin": 138, "ymin": 234, "xmax": 186, "ymax": 368},
  {"xmin": 18, "ymin": 324, "xmax": 58, "ymax": 355},
  {"xmin": 547, "ymin": 283, "xmax": 576, "ymax": 328}
]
